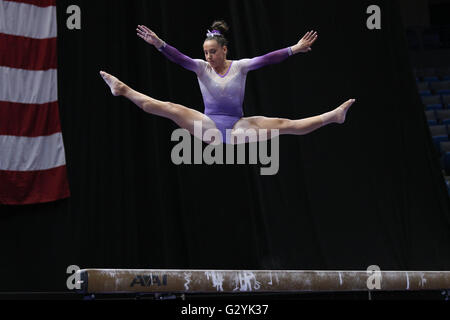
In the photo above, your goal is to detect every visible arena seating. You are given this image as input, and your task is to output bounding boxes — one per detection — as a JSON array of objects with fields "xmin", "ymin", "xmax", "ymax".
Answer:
[{"xmin": 415, "ymin": 66, "xmax": 450, "ymax": 196}]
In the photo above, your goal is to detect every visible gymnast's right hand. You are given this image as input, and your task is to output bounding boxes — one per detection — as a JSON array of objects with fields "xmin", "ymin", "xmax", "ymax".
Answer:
[{"xmin": 136, "ymin": 25, "xmax": 164, "ymax": 49}]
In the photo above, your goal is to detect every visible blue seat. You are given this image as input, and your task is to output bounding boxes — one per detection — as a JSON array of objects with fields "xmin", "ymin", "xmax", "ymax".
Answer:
[
  {"xmin": 430, "ymin": 80, "xmax": 450, "ymax": 95},
  {"xmin": 417, "ymin": 81, "xmax": 429, "ymax": 90},
  {"xmin": 430, "ymin": 125, "xmax": 448, "ymax": 136},
  {"xmin": 424, "ymin": 76, "xmax": 440, "ymax": 82},
  {"xmin": 417, "ymin": 81, "xmax": 432, "ymax": 96},
  {"xmin": 440, "ymin": 142, "xmax": 450, "ymax": 174},
  {"xmin": 426, "ymin": 105, "xmax": 443, "ymax": 111},
  {"xmin": 442, "ymin": 94, "xmax": 450, "ymax": 109},
  {"xmin": 436, "ymin": 110, "xmax": 450, "ymax": 125},
  {"xmin": 437, "ymin": 67, "xmax": 450, "ymax": 81},
  {"xmin": 432, "ymin": 135, "xmax": 448, "ymax": 154},
  {"xmin": 426, "ymin": 110, "xmax": 437, "ymax": 125},
  {"xmin": 444, "ymin": 153, "xmax": 450, "ymax": 176},
  {"xmin": 422, "ymin": 95, "xmax": 443, "ymax": 110}
]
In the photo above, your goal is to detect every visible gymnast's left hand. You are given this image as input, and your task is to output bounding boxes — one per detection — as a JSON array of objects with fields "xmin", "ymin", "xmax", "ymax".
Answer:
[{"xmin": 293, "ymin": 31, "xmax": 318, "ymax": 54}]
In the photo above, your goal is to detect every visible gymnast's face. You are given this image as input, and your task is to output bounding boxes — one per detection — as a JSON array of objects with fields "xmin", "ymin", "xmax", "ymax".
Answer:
[{"xmin": 203, "ymin": 40, "xmax": 228, "ymax": 67}]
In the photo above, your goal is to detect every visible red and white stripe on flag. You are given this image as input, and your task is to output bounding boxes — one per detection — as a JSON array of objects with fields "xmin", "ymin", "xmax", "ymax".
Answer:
[{"xmin": 0, "ymin": 0, "xmax": 70, "ymax": 205}]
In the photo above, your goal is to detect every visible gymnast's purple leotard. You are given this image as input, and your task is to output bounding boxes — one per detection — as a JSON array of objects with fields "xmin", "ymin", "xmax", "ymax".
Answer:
[{"xmin": 158, "ymin": 43, "xmax": 293, "ymax": 143}]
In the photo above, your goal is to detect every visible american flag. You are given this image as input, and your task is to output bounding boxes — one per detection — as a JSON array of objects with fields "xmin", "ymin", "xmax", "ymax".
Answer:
[{"xmin": 0, "ymin": 0, "xmax": 70, "ymax": 205}]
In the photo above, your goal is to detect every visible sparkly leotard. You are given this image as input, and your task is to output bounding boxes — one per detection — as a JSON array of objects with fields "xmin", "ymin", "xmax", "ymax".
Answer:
[{"xmin": 159, "ymin": 43, "xmax": 292, "ymax": 143}]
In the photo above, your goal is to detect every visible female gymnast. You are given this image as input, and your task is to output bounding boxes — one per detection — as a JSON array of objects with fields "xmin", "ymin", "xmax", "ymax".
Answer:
[{"xmin": 100, "ymin": 20, "xmax": 356, "ymax": 144}]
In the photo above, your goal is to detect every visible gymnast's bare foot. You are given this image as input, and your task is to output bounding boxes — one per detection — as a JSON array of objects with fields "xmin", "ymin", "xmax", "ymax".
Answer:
[
  {"xmin": 99, "ymin": 71, "xmax": 127, "ymax": 96},
  {"xmin": 334, "ymin": 99, "xmax": 356, "ymax": 124}
]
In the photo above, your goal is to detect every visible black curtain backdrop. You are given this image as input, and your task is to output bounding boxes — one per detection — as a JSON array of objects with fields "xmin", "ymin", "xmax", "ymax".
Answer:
[{"xmin": 1, "ymin": 0, "xmax": 449, "ymax": 292}]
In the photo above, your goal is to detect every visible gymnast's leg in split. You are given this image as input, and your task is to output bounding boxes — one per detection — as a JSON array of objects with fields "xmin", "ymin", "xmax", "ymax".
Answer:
[
  {"xmin": 230, "ymin": 99, "xmax": 356, "ymax": 143},
  {"xmin": 100, "ymin": 71, "xmax": 355, "ymax": 144},
  {"xmin": 99, "ymin": 71, "xmax": 219, "ymax": 143}
]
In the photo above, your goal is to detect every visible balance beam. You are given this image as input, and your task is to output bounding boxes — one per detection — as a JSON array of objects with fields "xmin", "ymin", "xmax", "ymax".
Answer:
[{"xmin": 77, "ymin": 269, "xmax": 450, "ymax": 294}]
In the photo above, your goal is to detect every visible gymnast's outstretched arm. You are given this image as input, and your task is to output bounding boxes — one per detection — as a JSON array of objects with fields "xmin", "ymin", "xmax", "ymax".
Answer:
[
  {"xmin": 137, "ymin": 25, "xmax": 202, "ymax": 74},
  {"xmin": 241, "ymin": 30, "xmax": 318, "ymax": 73}
]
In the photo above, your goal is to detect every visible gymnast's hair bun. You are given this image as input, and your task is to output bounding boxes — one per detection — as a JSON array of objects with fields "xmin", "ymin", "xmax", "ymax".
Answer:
[{"xmin": 211, "ymin": 20, "xmax": 229, "ymax": 36}]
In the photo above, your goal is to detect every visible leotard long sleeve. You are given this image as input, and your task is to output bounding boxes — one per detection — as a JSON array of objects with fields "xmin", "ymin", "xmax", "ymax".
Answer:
[{"xmin": 158, "ymin": 43, "xmax": 293, "ymax": 142}]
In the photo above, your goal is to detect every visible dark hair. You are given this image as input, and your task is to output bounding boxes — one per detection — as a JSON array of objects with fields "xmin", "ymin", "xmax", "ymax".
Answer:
[{"xmin": 205, "ymin": 20, "xmax": 229, "ymax": 47}]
